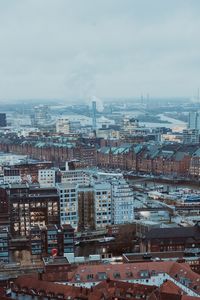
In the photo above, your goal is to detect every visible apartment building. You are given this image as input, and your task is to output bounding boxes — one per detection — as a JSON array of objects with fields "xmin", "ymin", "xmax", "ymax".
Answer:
[
  {"xmin": 3, "ymin": 168, "xmax": 21, "ymax": 184},
  {"xmin": 0, "ymin": 226, "xmax": 9, "ymax": 263},
  {"xmin": 57, "ymin": 183, "xmax": 78, "ymax": 229},
  {"xmin": 94, "ymin": 182, "xmax": 112, "ymax": 229},
  {"xmin": 38, "ymin": 169, "xmax": 56, "ymax": 187},
  {"xmin": 0, "ymin": 184, "xmax": 60, "ymax": 237},
  {"xmin": 30, "ymin": 224, "xmax": 74, "ymax": 256},
  {"xmin": 60, "ymin": 169, "xmax": 90, "ymax": 185},
  {"xmin": 77, "ymin": 184, "xmax": 95, "ymax": 231},
  {"xmin": 112, "ymin": 178, "xmax": 135, "ymax": 224}
]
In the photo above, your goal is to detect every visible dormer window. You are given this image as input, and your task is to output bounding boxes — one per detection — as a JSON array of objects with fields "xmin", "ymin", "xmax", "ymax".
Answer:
[
  {"xmin": 75, "ymin": 274, "xmax": 80, "ymax": 281},
  {"xmin": 87, "ymin": 274, "xmax": 94, "ymax": 280},
  {"xmin": 139, "ymin": 270, "xmax": 149, "ymax": 278},
  {"xmin": 113, "ymin": 272, "xmax": 121, "ymax": 279},
  {"xmin": 97, "ymin": 272, "xmax": 107, "ymax": 280}
]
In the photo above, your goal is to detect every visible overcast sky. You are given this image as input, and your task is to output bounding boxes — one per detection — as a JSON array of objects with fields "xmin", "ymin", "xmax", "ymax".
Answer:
[{"xmin": 0, "ymin": 0, "xmax": 200, "ymax": 102}]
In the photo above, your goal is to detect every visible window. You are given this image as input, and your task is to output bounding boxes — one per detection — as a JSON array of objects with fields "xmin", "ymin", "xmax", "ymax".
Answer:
[
  {"xmin": 98, "ymin": 272, "xmax": 107, "ymax": 280},
  {"xmin": 87, "ymin": 274, "xmax": 94, "ymax": 279},
  {"xmin": 75, "ymin": 274, "xmax": 80, "ymax": 281},
  {"xmin": 113, "ymin": 272, "xmax": 121, "ymax": 279},
  {"xmin": 139, "ymin": 270, "xmax": 149, "ymax": 278}
]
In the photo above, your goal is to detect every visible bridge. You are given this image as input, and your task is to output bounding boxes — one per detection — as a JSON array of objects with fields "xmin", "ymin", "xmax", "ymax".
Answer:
[{"xmin": 175, "ymin": 205, "xmax": 200, "ymax": 212}]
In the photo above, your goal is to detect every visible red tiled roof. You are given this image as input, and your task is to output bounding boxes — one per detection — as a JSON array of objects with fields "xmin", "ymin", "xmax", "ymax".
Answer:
[
  {"xmin": 14, "ymin": 275, "xmax": 95, "ymax": 299},
  {"xmin": 181, "ymin": 297, "xmax": 200, "ymax": 300},
  {"xmin": 14, "ymin": 277, "xmax": 157, "ymax": 300},
  {"xmin": 13, "ymin": 275, "xmax": 200, "ymax": 300},
  {"xmin": 69, "ymin": 261, "xmax": 174, "ymax": 282},
  {"xmin": 169, "ymin": 262, "xmax": 200, "ymax": 293},
  {"xmin": 67, "ymin": 261, "xmax": 200, "ymax": 295},
  {"xmin": 160, "ymin": 280, "xmax": 182, "ymax": 295}
]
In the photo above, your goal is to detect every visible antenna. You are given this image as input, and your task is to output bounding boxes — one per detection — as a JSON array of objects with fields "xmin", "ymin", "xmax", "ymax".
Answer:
[
  {"xmin": 141, "ymin": 94, "xmax": 143, "ymax": 104},
  {"xmin": 92, "ymin": 100, "xmax": 96, "ymax": 130}
]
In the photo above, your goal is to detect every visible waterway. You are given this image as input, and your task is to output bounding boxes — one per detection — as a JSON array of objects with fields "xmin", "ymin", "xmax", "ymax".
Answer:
[{"xmin": 140, "ymin": 114, "xmax": 187, "ymax": 131}]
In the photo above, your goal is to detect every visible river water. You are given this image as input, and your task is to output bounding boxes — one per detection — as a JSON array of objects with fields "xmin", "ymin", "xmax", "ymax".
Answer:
[{"xmin": 140, "ymin": 114, "xmax": 187, "ymax": 131}]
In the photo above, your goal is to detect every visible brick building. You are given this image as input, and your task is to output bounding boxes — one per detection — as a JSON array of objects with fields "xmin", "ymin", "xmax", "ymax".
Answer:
[{"xmin": 141, "ymin": 224, "xmax": 200, "ymax": 253}]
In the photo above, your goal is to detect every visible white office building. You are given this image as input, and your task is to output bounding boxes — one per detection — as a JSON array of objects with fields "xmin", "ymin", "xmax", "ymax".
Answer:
[
  {"xmin": 38, "ymin": 169, "xmax": 56, "ymax": 187},
  {"xmin": 61, "ymin": 170, "xmax": 90, "ymax": 185},
  {"xmin": 56, "ymin": 117, "xmax": 70, "ymax": 134},
  {"xmin": 57, "ymin": 173, "xmax": 135, "ymax": 231},
  {"xmin": 188, "ymin": 111, "xmax": 200, "ymax": 130},
  {"xmin": 3, "ymin": 168, "xmax": 21, "ymax": 184},
  {"xmin": 112, "ymin": 179, "xmax": 135, "ymax": 224},
  {"xmin": 57, "ymin": 183, "xmax": 78, "ymax": 229}
]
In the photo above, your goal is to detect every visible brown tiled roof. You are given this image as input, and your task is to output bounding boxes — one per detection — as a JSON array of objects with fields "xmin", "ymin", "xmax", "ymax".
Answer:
[
  {"xmin": 169, "ymin": 263, "xmax": 200, "ymax": 294},
  {"xmin": 13, "ymin": 275, "xmax": 200, "ymax": 300},
  {"xmin": 160, "ymin": 280, "xmax": 182, "ymax": 295},
  {"xmin": 69, "ymin": 261, "xmax": 178, "ymax": 281},
  {"xmin": 14, "ymin": 275, "xmax": 93, "ymax": 299},
  {"xmin": 68, "ymin": 261, "xmax": 200, "ymax": 294},
  {"xmin": 14, "ymin": 277, "xmax": 157, "ymax": 300}
]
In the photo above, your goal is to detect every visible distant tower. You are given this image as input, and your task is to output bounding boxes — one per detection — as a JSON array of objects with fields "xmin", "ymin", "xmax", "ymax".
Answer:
[
  {"xmin": 92, "ymin": 101, "xmax": 97, "ymax": 130},
  {"xmin": 0, "ymin": 113, "xmax": 7, "ymax": 127},
  {"xmin": 141, "ymin": 94, "xmax": 144, "ymax": 105},
  {"xmin": 33, "ymin": 105, "xmax": 50, "ymax": 127}
]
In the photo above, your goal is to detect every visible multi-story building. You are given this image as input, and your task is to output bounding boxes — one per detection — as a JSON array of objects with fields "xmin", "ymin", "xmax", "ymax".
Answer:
[
  {"xmin": 122, "ymin": 116, "xmax": 139, "ymax": 135},
  {"xmin": 62, "ymin": 224, "xmax": 75, "ymax": 255},
  {"xmin": 0, "ymin": 113, "xmax": 7, "ymax": 127},
  {"xmin": 183, "ymin": 129, "xmax": 199, "ymax": 144},
  {"xmin": 97, "ymin": 145, "xmax": 140, "ymax": 171},
  {"xmin": 2, "ymin": 161, "xmax": 53, "ymax": 184},
  {"xmin": 32, "ymin": 105, "xmax": 50, "ymax": 127},
  {"xmin": 96, "ymin": 127, "xmax": 120, "ymax": 140},
  {"xmin": 61, "ymin": 169, "xmax": 90, "ymax": 185},
  {"xmin": 189, "ymin": 148, "xmax": 200, "ymax": 179},
  {"xmin": 57, "ymin": 181, "xmax": 113, "ymax": 231},
  {"xmin": 30, "ymin": 225, "xmax": 42, "ymax": 255},
  {"xmin": 77, "ymin": 184, "xmax": 95, "ymax": 231},
  {"xmin": 112, "ymin": 179, "xmax": 135, "ymax": 224},
  {"xmin": 0, "ymin": 185, "xmax": 9, "ymax": 227},
  {"xmin": 0, "ymin": 184, "xmax": 60, "ymax": 237},
  {"xmin": 141, "ymin": 223, "xmax": 200, "ymax": 253},
  {"xmin": 57, "ymin": 183, "xmax": 78, "ymax": 229},
  {"xmin": 58, "ymin": 173, "xmax": 137, "ymax": 231},
  {"xmin": 30, "ymin": 224, "xmax": 74, "ymax": 256},
  {"xmin": 3, "ymin": 168, "xmax": 21, "ymax": 184},
  {"xmin": 56, "ymin": 117, "xmax": 70, "ymax": 134},
  {"xmin": 188, "ymin": 111, "xmax": 200, "ymax": 130},
  {"xmin": 185, "ymin": 111, "xmax": 200, "ymax": 144},
  {"xmin": 45, "ymin": 225, "xmax": 59, "ymax": 255},
  {"xmin": 94, "ymin": 182, "xmax": 112, "ymax": 229},
  {"xmin": 0, "ymin": 226, "xmax": 9, "ymax": 263},
  {"xmin": 38, "ymin": 169, "xmax": 56, "ymax": 187}
]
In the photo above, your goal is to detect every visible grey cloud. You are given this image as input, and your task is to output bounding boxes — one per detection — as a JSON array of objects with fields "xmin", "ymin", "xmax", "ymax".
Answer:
[{"xmin": 0, "ymin": 0, "xmax": 199, "ymax": 101}]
